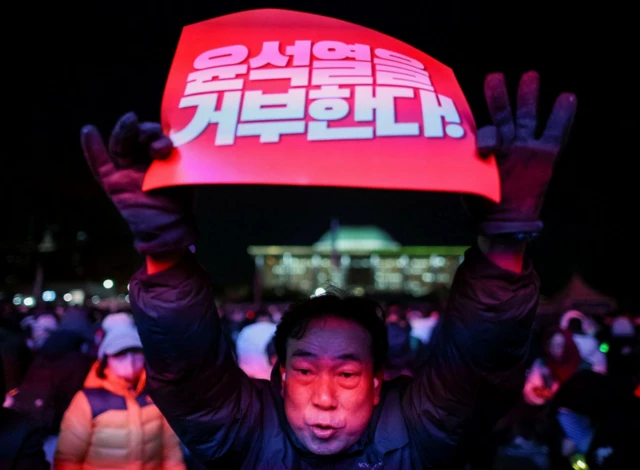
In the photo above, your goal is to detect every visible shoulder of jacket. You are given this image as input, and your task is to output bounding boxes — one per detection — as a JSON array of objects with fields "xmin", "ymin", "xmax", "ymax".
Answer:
[{"xmin": 81, "ymin": 388, "xmax": 127, "ymax": 419}]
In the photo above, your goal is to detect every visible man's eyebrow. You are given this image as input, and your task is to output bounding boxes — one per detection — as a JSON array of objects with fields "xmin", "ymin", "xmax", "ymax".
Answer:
[
  {"xmin": 291, "ymin": 349, "xmax": 316, "ymax": 358},
  {"xmin": 290, "ymin": 349, "xmax": 362, "ymax": 362},
  {"xmin": 336, "ymin": 353, "xmax": 362, "ymax": 362}
]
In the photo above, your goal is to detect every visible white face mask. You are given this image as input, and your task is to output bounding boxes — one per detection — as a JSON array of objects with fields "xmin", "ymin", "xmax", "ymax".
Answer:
[{"xmin": 107, "ymin": 351, "xmax": 145, "ymax": 382}]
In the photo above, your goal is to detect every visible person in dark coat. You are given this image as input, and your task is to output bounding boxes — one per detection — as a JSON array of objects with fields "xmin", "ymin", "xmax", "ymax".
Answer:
[
  {"xmin": 8, "ymin": 322, "xmax": 95, "ymax": 466},
  {"xmin": 0, "ymin": 353, "xmax": 50, "ymax": 470},
  {"xmin": 10, "ymin": 321, "xmax": 95, "ymax": 435},
  {"xmin": 0, "ymin": 321, "xmax": 32, "ymax": 402},
  {"xmin": 546, "ymin": 370, "xmax": 639, "ymax": 470},
  {"xmin": 80, "ymin": 69, "xmax": 576, "ymax": 469}
]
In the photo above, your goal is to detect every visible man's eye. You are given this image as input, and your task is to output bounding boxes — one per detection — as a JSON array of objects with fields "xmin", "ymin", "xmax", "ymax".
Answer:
[
  {"xmin": 340, "ymin": 372, "xmax": 357, "ymax": 379},
  {"xmin": 296, "ymin": 369, "xmax": 311, "ymax": 376}
]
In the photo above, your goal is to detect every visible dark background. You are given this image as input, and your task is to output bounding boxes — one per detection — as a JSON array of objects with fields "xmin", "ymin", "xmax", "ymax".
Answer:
[{"xmin": 2, "ymin": 1, "xmax": 636, "ymax": 306}]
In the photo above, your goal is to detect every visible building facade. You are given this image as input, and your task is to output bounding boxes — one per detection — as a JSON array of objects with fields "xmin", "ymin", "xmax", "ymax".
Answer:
[{"xmin": 248, "ymin": 226, "xmax": 467, "ymax": 297}]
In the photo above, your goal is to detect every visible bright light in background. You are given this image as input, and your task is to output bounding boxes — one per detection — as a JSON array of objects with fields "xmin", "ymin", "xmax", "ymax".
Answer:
[
  {"xmin": 42, "ymin": 291, "xmax": 56, "ymax": 302},
  {"xmin": 103, "ymin": 279, "xmax": 114, "ymax": 289},
  {"xmin": 70, "ymin": 290, "xmax": 85, "ymax": 306},
  {"xmin": 23, "ymin": 297, "xmax": 35, "ymax": 307},
  {"xmin": 569, "ymin": 452, "xmax": 590, "ymax": 470},
  {"xmin": 599, "ymin": 342, "xmax": 609, "ymax": 353},
  {"xmin": 63, "ymin": 293, "xmax": 73, "ymax": 302},
  {"xmin": 91, "ymin": 295, "xmax": 100, "ymax": 304},
  {"xmin": 570, "ymin": 456, "xmax": 588, "ymax": 470},
  {"xmin": 314, "ymin": 287, "xmax": 326, "ymax": 297},
  {"xmin": 12, "ymin": 295, "xmax": 23, "ymax": 306},
  {"xmin": 127, "ymin": 283, "xmax": 130, "ymax": 291},
  {"xmin": 125, "ymin": 295, "xmax": 130, "ymax": 303}
]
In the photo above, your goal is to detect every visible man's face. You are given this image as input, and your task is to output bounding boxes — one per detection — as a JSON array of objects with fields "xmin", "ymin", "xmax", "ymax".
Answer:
[{"xmin": 281, "ymin": 316, "xmax": 382, "ymax": 455}]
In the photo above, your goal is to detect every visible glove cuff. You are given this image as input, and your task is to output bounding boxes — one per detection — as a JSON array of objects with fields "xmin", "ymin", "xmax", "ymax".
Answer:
[{"xmin": 134, "ymin": 217, "xmax": 198, "ymax": 256}]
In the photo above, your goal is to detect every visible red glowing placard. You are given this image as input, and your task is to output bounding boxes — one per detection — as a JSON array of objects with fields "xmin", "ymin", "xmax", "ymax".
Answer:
[{"xmin": 143, "ymin": 8, "xmax": 500, "ymax": 202}]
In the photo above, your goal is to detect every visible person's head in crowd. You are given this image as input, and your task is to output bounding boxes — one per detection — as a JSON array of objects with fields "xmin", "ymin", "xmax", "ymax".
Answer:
[
  {"xmin": 274, "ymin": 294, "xmax": 388, "ymax": 455},
  {"xmin": 543, "ymin": 327, "xmax": 582, "ymax": 382},
  {"xmin": 97, "ymin": 313, "xmax": 144, "ymax": 386},
  {"xmin": 546, "ymin": 329, "xmax": 567, "ymax": 360},
  {"xmin": 255, "ymin": 307, "xmax": 273, "ymax": 323},
  {"xmin": 386, "ymin": 303, "xmax": 406, "ymax": 326},
  {"xmin": 567, "ymin": 317, "xmax": 585, "ymax": 335},
  {"xmin": 31, "ymin": 313, "xmax": 58, "ymax": 349},
  {"xmin": 88, "ymin": 307, "xmax": 106, "ymax": 326},
  {"xmin": 269, "ymin": 305, "xmax": 283, "ymax": 323},
  {"xmin": 405, "ymin": 309, "xmax": 424, "ymax": 322},
  {"xmin": 59, "ymin": 307, "xmax": 95, "ymax": 344},
  {"xmin": 229, "ymin": 308, "xmax": 246, "ymax": 324},
  {"xmin": 384, "ymin": 322, "xmax": 414, "ymax": 381},
  {"xmin": 560, "ymin": 309, "xmax": 596, "ymax": 336},
  {"xmin": 610, "ymin": 315, "xmax": 635, "ymax": 338}
]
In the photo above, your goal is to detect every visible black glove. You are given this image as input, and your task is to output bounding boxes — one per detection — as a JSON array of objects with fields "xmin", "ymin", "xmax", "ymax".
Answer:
[
  {"xmin": 466, "ymin": 71, "xmax": 577, "ymax": 238},
  {"xmin": 81, "ymin": 112, "xmax": 197, "ymax": 255}
]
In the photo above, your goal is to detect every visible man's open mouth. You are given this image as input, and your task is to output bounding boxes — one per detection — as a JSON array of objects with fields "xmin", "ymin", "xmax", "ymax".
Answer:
[{"xmin": 310, "ymin": 424, "xmax": 339, "ymax": 439}]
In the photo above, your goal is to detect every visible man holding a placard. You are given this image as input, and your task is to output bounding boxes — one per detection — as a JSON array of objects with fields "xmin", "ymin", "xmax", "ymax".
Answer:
[{"xmin": 80, "ymin": 71, "xmax": 576, "ymax": 468}]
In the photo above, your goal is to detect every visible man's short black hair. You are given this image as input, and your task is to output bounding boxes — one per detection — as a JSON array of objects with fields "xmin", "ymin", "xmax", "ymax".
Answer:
[{"xmin": 274, "ymin": 294, "xmax": 389, "ymax": 371}]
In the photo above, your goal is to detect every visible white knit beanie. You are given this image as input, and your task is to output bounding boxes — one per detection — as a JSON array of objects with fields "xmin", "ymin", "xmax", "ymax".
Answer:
[
  {"xmin": 560, "ymin": 309, "xmax": 596, "ymax": 336},
  {"xmin": 611, "ymin": 316, "xmax": 635, "ymax": 338},
  {"xmin": 97, "ymin": 313, "xmax": 142, "ymax": 359}
]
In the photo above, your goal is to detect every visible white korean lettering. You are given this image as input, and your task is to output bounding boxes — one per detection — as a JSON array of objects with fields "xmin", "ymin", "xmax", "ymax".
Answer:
[
  {"xmin": 249, "ymin": 40, "xmax": 312, "ymax": 68},
  {"xmin": 184, "ymin": 65, "xmax": 248, "ymax": 94},
  {"xmin": 307, "ymin": 86, "xmax": 373, "ymax": 141},
  {"xmin": 373, "ymin": 48, "xmax": 424, "ymax": 70},
  {"xmin": 354, "ymin": 86, "xmax": 420, "ymax": 137},
  {"xmin": 193, "ymin": 45, "xmax": 249, "ymax": 69},
  {"xmin": 170, "ymin": 92, "xmax": 242, "ymax": 147},
  {"xmin": 373, "ymin": 58, "xmax": 425, "ymax": 72},
  {"xmin": 236, "ymin": 88, "xmax": 307, "ymax": 143},
  {"xmin": 184, "ymin": 45, "xmax": 250, "ymax": 95},
  {"xmin": 236, "ymin": 121, "xmax": 306, "ymax": 143},
  {"xmin": 375, "ymin": 64, "xmax": 433, "ymax": 90},
  {"xmin": 311, "ymin": 61, "xmax": 373, "ymax": 86},
  {"xmin": 240, "ymin": 88, "xmax": 306, "ymax": 121},
  {"xmin": 249, "ymin": 67, "xmax": 310, "ymax": 87},
  {"xmin": 419, "ymin": 90, "xmax": 465, "ymax": 138},
  {"xmin": 312, "ymin": 41, "xmax": 371, "ymax": 61}
]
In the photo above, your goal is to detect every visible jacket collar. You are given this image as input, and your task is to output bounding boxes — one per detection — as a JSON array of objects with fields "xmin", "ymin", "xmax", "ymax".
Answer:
[
  {"xmin": 84, "ymin": 360, "xmax": 146, "ymax": 397},
  {"xmin": 371, "ymin": 377, "xmax": 410, "ymax": 455}
]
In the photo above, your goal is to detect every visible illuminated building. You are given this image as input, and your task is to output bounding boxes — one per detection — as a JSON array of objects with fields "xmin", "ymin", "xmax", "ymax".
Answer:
[{"xmin": 248, "ymin": 226, "xmax": 467, "ymax": 296}]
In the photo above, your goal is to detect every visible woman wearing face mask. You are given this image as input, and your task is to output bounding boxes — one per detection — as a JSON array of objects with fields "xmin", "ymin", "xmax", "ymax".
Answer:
[{"xmin": 54, "ymin": 313, "xmax": 186, "ymax": 470}]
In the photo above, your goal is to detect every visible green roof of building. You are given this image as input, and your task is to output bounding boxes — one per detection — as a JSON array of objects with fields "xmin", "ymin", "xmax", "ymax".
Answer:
[
  {"xmin": 313, "ymin": 226, "xmax": 400, "ymax": 252},
  {"xmin": 246, "ymin": 226, "xmax": 468, "ymax": 256}
]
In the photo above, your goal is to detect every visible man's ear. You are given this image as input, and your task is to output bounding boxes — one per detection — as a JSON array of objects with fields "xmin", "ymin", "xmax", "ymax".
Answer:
[
  {"xmin": 373, "ymin": 369, "xmax": 384, "ymax": 406},
  {"xmin": 279, "ymin": 364, "xmax": 286, "ymax": 398}
]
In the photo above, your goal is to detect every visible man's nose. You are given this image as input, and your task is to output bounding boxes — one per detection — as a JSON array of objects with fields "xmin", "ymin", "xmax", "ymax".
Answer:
[{"xmin": 311, "ymin": 374, "xmax": 338, "ymax": 410}]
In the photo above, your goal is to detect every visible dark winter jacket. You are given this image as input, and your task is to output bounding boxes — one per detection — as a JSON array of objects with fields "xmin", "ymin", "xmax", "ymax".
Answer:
[
  {"xmin": 10, "ymin": 329, "xmax": 94, "ymax": 434},
  {"xmin": 130, "ymin": 246, "xmax": 538, "ymax": 469},
  {"xmin": 0, "ymin": 355, "xmax": 49, "ymax": 470}
]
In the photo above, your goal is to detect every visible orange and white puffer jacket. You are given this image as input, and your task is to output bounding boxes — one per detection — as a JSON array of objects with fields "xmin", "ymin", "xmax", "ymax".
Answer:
[{"xmin": 53, "ymin": 362, "xmax": 185, "ymax": 470}]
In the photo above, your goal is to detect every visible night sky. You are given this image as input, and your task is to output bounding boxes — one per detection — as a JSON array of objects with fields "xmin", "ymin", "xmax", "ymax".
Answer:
[{"xmin": 2, "ymin": 1, "xmax": 636, "ymax": 306}]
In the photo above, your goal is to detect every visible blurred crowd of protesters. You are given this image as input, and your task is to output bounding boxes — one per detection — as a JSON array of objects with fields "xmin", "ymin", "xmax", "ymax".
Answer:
[{"xmin": 1, "ymin": 293, "xmax": 638, "ymax": 470}]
